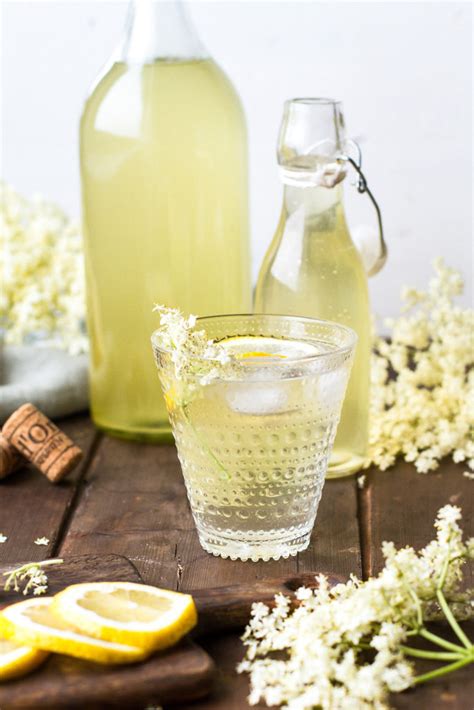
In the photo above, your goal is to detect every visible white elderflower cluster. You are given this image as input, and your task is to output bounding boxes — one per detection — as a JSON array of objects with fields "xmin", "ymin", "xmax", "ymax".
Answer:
[
  {"xmin": 0, "ymin": 182, "xmax": 87, "ymax": 354},
  {"xmin": 3, "ymin": 559, "xmax": 63, "ymax": 597},
  {"xmin": 152, "ymin": 306, "xmax": 240, "ymax": 480},
  {"xmin": 369, "ymin": 259, "xmax": 473, "ymax": 473},
  {"xmin": 34, "ymin": 537, "xmax": 50, "ymax": 546},
  {"xmin": 152, "ymin": 305, "xmax": 231, "ymax": 386},
  {"xmin": 239, "ymin": 505, "xmax": 473, "ymax": 710}
]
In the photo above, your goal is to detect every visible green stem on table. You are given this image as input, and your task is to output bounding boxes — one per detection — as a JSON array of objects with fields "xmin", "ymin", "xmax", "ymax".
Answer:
[
  {"xmin": 418, "ymin": 628, "xmax": 467, "ymax": 654},
  {"xmin": 413, "ymin": 655, "xmax": 474, "ymax": 685},
  {"xmin": 400, "ymin": 645, "xmax": 465, "ymax": 662},
  {"xmin": 436, "ymin": 588, "xmax": 472, "ymax": 651},
  {"xmin": 435, "ymin": 542, "xmax": 471, "ymax": 644},
  {"xmin": 182, "ymin": 404, "xmax": 230, "ymax": 480}
]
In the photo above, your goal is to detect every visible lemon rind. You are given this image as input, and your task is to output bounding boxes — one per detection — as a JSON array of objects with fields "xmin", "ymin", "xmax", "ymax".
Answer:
[
  {"xmin": 50, "ymin": 582, "xmax": 198, "ymax": 652},
  {"xmin": 0, "ymin": 598, "xmax": 147, "ymax": 665},
  {"xmin": 0, "ymin": 643, "xmax": 48, "ymax": 682}
]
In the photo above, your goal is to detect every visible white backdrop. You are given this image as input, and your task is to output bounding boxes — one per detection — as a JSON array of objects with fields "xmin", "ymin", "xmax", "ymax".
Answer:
[{"xmin": 2, "ymin": 1, "xmax": 472, "ymax": 318}]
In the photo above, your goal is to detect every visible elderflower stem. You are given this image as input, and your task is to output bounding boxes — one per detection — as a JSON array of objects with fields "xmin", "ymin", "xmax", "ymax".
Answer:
[
  {"xmin": 436, "ymin": 588, "xmax": 472, "ymax": 651},
  {"xmin": 3, "ymin": 559, "xmax": 63, "ymax": 593},
  {"xmin": 400, "ymin": 645, "xmax": 465, "ymax": 661},
  {"xmin": 418, "ymin": 628, "xmax": 467, "ymax": 654},
  {"xmin": 389, "ymin": 561, "xmax": 424, "ymax": 629},
  {"xmin": 407, "ymin": 586, "xmax": 424, "ymax": 629},
  {"xmin": 413, "ymin": 656, "xmax": 474, "ymax": 686},
  {"xmin": 437, "ymin": 547, "xmax": 452, "ymax": 590},
  {"xmin": 182, "ymin": 404, "xmax": 230, "ymax": 480},
  {"xmin": 434, "ymin": 544, "xmax": 473, "ymax": 651}
]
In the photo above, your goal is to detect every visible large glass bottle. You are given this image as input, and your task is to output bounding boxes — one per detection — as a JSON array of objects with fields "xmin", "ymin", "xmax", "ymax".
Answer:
[
  {"xmin": 255, "ymin": 99, "xmax": 381, "ymax": 478},
  {"xmin": 80, "ymin": 0, "xmax": 251, "ymax": 441}
]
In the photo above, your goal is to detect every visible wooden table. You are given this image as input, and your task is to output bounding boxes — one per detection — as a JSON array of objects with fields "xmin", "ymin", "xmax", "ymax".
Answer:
[{"xmin": 1, "ymin": 414, "xmax": 472, "ymax": 709}]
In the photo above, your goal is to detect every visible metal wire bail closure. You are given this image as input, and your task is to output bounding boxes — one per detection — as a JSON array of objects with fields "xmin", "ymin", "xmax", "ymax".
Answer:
[{"xmin": 338, "ymin": 139, "xmax": 387, "ymax": 277}]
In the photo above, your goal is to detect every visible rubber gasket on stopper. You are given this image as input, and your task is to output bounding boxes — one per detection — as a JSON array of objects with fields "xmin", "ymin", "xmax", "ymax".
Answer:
[{"xmin": 2, "ymin": 403, "xmax": 83, "ymax": 483}]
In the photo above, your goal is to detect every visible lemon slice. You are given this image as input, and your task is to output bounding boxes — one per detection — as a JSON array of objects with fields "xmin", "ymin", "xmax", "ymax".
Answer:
[
  {"xmin": 220, "ymin": 335, "xmax": 320, "ymax": 360},
  {"xmin": 50, "ymin": 582, "xmax": 197, "ymax": 652},
  {"xmin": 0, "ymin": 598, "xmax": 147, "ymax": 665},
  {"xmin": 239, "ymin": 351, "xmax": 286, "ymax": 358},
  {"xmin": 0, "ymin": 635, "xmax": 48, "ymax": 682}
]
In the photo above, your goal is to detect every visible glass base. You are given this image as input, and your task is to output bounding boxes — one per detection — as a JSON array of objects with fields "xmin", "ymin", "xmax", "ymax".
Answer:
[
  {"xmin": 93, "ymin": 417, "xmax": 174, "ymax": 444},
  {"xmin": 326, "ymin": 451, "xmax": 366, "ymax": 479},
  {"xmin": 196, "ymin": 525, "xmax": 312, "ymax": 562}
]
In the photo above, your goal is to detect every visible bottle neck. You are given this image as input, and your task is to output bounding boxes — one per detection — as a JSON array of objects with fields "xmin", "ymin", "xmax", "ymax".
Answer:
[
  {"xmin": 283, "ymin": 181, "xmax": 345, "ymax": 218},
  {"xmin": 119, "ymin": 0, "xmax": 207, "ymax": 64}
]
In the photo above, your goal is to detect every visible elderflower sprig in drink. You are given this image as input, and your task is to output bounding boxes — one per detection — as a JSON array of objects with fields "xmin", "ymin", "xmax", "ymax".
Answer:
[{"xmin": 152, "ymin": 311, "xmax": 356, "ymax": 561}]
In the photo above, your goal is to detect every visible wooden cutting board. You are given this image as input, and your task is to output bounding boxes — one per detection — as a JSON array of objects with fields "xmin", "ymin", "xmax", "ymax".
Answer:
[
  {"xmin": 0, "ymin": 554, "xmax": 341, "ymax": 708},
  {"xmin": 0, "ymin": 555, "xmax": 214, "ymax": 708}
]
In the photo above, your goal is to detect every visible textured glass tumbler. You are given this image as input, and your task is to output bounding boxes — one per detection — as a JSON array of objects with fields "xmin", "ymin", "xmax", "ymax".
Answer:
[{"xmin": 152, "ymin": 314, "xmax": 356, "ymax": 561}]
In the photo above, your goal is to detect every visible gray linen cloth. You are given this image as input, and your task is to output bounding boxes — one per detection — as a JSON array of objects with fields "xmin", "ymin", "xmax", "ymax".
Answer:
[{"xmin": 0, "ymin": 345, "xmax": 89, "ymax": 423}]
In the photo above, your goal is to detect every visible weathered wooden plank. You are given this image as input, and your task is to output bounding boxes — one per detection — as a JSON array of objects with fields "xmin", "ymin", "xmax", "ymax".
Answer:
[
  {"xmin": 192, "ymin": 572, "xmax": 344, "ymax": 636},
  {"xmin": 0, "ymin": 641, "xmax": 214, "ymax": 709},
  {"xmin": 58, "ymin": 439, "xmax": 192, "ymax": 588},
  {"xmin": 359, "ymin": 460, "xmax": 473, "ymax": 580},
  {"xmin": 0, "ymin": 415, "xmax": 97, "ymax": 564},
  {"xmin": 359, "ymin": 459, "xmax": 474, "ymax": 709},
  {"xmin": 298, "ymin": 477, "xmax": 362, "ymax": 579},
  {"xmin": 177, "ymin": 632, "xmax": 266, "ymax": 710},
  {"xmin": 176, "ymin": 528, "xmax": 298, "ymax": 591}
]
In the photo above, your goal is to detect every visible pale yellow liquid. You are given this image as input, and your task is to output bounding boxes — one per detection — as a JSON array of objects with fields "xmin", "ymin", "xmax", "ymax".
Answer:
[
  {"xmin": 254, "ymin": 183, "xmax": 370, "ymax": 476},
  {"xmin": 81, "ymin": 59, "xmax": 251, "ymax": 440},
  {"xmin": 166, "ymin": 336, "xmax": 351, "ymax": 560}
]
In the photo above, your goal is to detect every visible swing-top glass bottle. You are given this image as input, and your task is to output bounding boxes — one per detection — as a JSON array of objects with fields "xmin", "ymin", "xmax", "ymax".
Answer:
[{"xmin": 255, "ymin": 98, "xmax": 386, "ymax": 477}]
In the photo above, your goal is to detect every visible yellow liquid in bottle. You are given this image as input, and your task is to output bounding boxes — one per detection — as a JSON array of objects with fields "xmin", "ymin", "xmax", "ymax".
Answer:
[
  {"xmin": 254, "ymin": 184, "xmax": 370, "ymax": 476},
  {"xmin": 81, "ymin": 59, "xmax": 251, "ymax": 441}
]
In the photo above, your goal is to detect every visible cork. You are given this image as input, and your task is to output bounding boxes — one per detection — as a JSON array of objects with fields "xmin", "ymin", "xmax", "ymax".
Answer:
[
  {"xmin": 0, "ymin": 433, "xmax": 23, "ymax": 479},
  {"xmin": 2, "ymin": 403, "xmax": 83, "ymax": 483}
]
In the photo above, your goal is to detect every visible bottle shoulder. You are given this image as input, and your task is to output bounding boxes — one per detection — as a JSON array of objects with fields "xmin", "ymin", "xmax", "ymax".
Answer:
[
  {"xmin": 255, "ymin": 204, "xmax": 370, "ymax": 317},
  {"xmin": 81, "ymin": 59, "xmax": 246, "ymax": 137},
  {"xmin": 260, "ymin": 207, "xmax": 367, "ymax": 272},
  {"xmin": 204, "ymin": 60, "xmax": 246, "ymax": 112}
]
